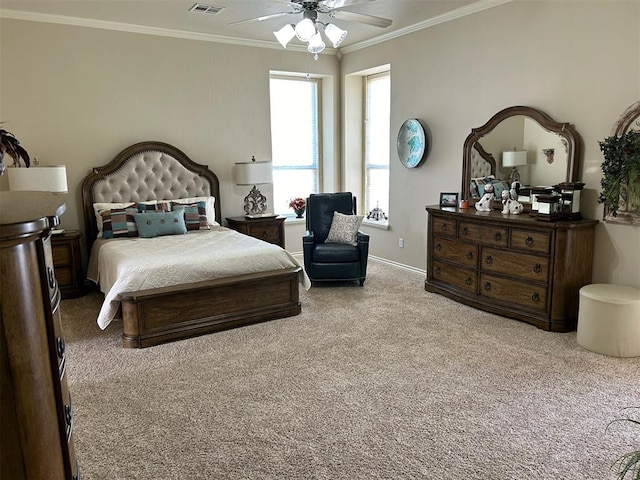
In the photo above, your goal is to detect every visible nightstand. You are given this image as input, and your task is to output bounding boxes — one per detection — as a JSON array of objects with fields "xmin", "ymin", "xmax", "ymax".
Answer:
[
  {"xmin": 226, "ymin": 216, "xmax": 286, "ymax": 248},
  {"xmin": 51, "ymin": 230, "xmax": 85, "ymax": 298}
]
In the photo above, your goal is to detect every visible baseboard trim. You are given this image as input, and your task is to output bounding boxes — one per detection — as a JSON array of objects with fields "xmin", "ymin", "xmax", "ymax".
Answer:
[{"xmin": 291, "ymin": 252, "xmax": 425, "ymax": 276}]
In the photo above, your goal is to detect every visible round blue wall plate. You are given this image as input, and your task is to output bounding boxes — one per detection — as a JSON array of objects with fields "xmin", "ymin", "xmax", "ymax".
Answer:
[{"xmin": 397, "ymin": 119, "xmax": 428, "ymax": 168}]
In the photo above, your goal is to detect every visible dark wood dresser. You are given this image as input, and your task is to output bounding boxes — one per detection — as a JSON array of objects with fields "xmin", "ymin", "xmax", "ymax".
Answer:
[
  {"xmin": 226, "ymin": 216, "xmax": 286, "ymax": 248},
  {"xmin": 425, "ymin": 205, "xmax": 598, "ymax": 332},
  {"xmin": 0, "ymin": 192, "xmax": 79, "ymax": 479}
]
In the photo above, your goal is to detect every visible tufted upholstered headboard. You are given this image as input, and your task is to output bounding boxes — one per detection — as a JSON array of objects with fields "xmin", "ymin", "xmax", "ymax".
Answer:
[
  {"xmin": 470, "ymin": 143, "xmax": 496, "ymax": 179},
  {"xmin": 81, "ymin": 141, "xmax": 221, "ymax": 250}
]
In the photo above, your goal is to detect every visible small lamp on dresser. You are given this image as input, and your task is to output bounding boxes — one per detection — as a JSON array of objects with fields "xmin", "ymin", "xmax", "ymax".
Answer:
[
  {"xmin": 8, "ymin": 165, "xmax": 68, "ymax": 193},
  {"xmin": 234, "ymin": 156, "xmax": 273, "ymax": 217},
  {"xmin": 502, "ymin": 150, "xmax": 528, "ymax": 185}
]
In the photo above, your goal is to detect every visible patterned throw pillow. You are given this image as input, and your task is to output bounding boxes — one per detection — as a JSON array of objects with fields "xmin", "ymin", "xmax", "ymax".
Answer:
[
  {"xmin": 136, "ymin": 201, "xmax": 170, "ymax": 213},
  {"xmin": 171, "ymin": 201, "xmax": 210, "ymax": 231},
  {"xmin": 101, "ymin": 206, "xmax": 139, "ymax": 239},
  {"xmin": 133, "ymin": 211, "xmax": 187, "ymax": 238},
  {"xmin": 325, "ymin": 211, "xmax": 364, "ymax": 246}
]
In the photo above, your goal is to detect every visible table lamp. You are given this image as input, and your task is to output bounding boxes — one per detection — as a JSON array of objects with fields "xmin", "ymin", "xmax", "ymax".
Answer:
[{"xmin": 234, "ymin": 156, "xmax": 273, "ymax": 217}]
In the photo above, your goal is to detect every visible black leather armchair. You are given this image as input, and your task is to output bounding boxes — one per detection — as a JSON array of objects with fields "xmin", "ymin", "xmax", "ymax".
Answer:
[{"xmin": 303, "ymin": 192, "xmax": 370, "ymax": 286}]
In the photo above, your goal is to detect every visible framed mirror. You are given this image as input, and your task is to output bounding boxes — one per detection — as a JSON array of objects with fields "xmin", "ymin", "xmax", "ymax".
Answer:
[{"xmin": 461, "ymin": 106, "xmax": 582, "ymax": 207}]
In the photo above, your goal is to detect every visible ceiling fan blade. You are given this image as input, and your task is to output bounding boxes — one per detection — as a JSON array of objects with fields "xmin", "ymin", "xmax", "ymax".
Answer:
[
  {"xmin": 229, "ymin": 12, "xmax": 292, "ymax": 26},
  {"xmin": 319, "ymin": 0, "xmax": 372, "ymax": 9},
  {"xmin": 330, "ymin": 10, "xmax": 392, "ymax": 28}
]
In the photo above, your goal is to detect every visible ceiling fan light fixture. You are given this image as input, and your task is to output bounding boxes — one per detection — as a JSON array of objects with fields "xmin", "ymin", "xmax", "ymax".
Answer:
[
  {"xmin": 324, "ymin": 23, "xmax": 348, "ymax": 48},
  {"xmin": 307, "ymin": 32, "xmax": 326, "ymax": 54},
  {"xmin": 295, "ymin": 17, "xmax": 316, "ymax": 42},
  {"xmin": 273, "ymin": 24, "xmax": 296, "ymax": 48}
]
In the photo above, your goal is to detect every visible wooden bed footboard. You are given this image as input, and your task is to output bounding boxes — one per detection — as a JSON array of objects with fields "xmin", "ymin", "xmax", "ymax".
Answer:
[{"xmin": 118, "ymin": 267, "xmax": 302, "ymax": 348}]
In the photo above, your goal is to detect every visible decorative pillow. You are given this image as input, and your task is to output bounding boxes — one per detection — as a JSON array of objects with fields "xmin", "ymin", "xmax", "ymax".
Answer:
[
  {"xmin": 172, "ymin": 196, "xmax": 218, "ymax": 226},
  {"xmin": 471, "ymin": 175, "xmax": 496, "ymax": 198},
  {"xmin": 171, "ymin": 201, "xmax": 210, "ymax": 231},
  {"xmin": 489, "ymin": 179, "xmax": 510, "ymax": 199},
  {"xmin": 133, "ymin": 211, "xmax": 187, "ymax": 238},
  {"xmin": 136, "ymin": 201, "xmax": 170, "ymax": 213},
  {"xmin": 325, "ymin": 211, "xmax": 364, "ymax": 246},
  {"xmin": 94, "ymin": 202, "xmax": 135, "ymax": 237},
  {"xmin": 101, "ymin": 206, "xmax": 139, "ymax": 239}
]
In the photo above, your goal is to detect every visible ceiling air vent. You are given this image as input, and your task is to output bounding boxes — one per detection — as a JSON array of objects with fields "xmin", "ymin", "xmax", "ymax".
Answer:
[{"xmin": 189, "ymin": 3, "xmax": 224, "ymax": 15}]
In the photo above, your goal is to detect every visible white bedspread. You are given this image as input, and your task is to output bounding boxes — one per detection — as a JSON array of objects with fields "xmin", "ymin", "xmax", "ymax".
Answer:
[{"xmin": 90, "ymin": 227, "xmax": 309, "ymax": 329}]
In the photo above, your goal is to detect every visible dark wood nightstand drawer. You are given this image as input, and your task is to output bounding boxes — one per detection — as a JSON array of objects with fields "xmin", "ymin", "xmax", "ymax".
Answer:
[
  {"xmin": 51, "ymin": 231, "xmax": 85, "ymax": 299},
  {"xmin": 225, "ymin": 216, "xmax": 286, "ymax": 248}
]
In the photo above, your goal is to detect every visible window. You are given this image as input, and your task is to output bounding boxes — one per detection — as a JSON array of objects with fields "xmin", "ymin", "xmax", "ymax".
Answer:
[
  {"xmin": 269, "ymin": 75, "xmax": 320, "ymax": 215},
  {"xmin": 364, "ymin": 71, "xmax": 390, "ymax": 218}
]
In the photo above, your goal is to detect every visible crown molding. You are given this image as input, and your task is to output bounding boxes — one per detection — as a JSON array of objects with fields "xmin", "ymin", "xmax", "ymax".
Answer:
[
  {"xmin": 0, "ymin": 0, "xmax": 514, "ymax": 57},
  {"xmin": 339, "ymin": 0, "xmax": 515, "ymax": 55}
]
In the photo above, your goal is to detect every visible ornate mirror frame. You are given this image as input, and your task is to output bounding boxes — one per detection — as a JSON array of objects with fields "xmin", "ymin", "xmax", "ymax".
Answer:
[{"xmin": 461, "ymin": 106, "xmax": 582, "ymax": 205}]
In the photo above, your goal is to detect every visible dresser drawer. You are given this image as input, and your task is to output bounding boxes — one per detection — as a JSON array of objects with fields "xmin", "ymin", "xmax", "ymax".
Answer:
[
  {"xmin": 247, "ymin": 224, "xmax": 281, "ymax": 243},
  {"xmin": 480, "ymin": 273, "xmax": 547, "ymax": 312},
  {"xmin": 458, "ymin": 221, "xmax": 508, "ymax": 247},
  {"xmin": 432, "ymin": 236, "xmax": 478, "ymax": 268},
  {"xmin": 510, "ymin": 229, "xmax": 551, "ymax": 254},
  {"xmin": 432, "ymin": 260, "xmax": 477, "ymax": 294},
  {"xmin": 481, "ymin": 247, "xmax": 549, "ymax": 283},
  {"xmin": 432, "ymin": 217, "xmax": 456, "ymax": 238}
]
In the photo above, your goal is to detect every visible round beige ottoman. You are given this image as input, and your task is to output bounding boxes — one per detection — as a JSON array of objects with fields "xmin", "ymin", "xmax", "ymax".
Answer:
[{"xmin": 577, "ymin": 284, "xmax": 640, "ymax": 357}]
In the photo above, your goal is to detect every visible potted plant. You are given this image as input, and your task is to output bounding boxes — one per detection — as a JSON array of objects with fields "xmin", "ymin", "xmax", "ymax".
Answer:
[
  {"xmin": 608, "ymin": 407, "xmax": 640, "ymax": 480},
  {"xmin": 289, "ymin": 197, "xmax": 306, "ymax": 218},
  {"xmin": 0, "ymin": 124, "xmax": 31, "ymax": 175},
  {"xmin": 598, "ymin": 130, "xmax": 640, "ymax": 217}
]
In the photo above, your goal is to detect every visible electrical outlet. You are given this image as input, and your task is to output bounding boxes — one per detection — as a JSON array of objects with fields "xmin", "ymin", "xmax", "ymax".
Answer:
[{"xmin": 399, "ymin": 237, "xmax": 404, "ymax": 248}]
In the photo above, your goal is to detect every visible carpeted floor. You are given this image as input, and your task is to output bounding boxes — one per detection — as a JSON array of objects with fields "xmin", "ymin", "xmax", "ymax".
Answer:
[{"xmin": 61, "ymin": 259, "xmax": 639, "ymax": 480}]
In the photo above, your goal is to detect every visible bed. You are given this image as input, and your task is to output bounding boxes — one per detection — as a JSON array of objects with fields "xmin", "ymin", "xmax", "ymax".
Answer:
[{"xmin": 82, "ymin": 141, "xmax": 307, "ymax": 348}]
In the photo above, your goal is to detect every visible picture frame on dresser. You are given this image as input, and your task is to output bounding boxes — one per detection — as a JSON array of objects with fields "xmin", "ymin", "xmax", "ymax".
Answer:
[{"xmin": 439, "ymin": 192, "xmax": 459, "ymax": 208}]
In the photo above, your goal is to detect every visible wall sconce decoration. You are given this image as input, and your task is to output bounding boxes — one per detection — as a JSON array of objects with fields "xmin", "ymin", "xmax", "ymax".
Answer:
[
  {"xmin": 502, "ymin": 150, "xmax": 528, "ymax": 185},
  {"xmin": 542, "ymin": 148, "xmax": 555, "ymax": 164},
  {"xmin": 555, "ymin": 181, "xmax": 585, "ymax": 219},
  {"xmin": 234, "ymin": 156, "xmax": 273, "ymax": 217}
]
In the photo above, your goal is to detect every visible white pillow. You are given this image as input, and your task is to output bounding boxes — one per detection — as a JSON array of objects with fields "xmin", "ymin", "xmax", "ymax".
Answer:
[
  {"xmin": 171, "ymin": 196, "xmax": 218, "ymax": 226},
  {"xmin": 326, "ymin": 211, "xmax": 364, "ymax": 246}
]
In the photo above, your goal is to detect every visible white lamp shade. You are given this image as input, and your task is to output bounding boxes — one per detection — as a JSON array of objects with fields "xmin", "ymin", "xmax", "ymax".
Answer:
[
  {"xmin": 274, "ymin": 24, "xmax": 296, "ymax": 48},
  {"xmin": 502, "ymin": 150, "xmax": 528, "ymax": 167},
  {"xmin": 324, "ymin": 23, "xmax": 348, "ymax": 48},
  {"xmin": 235, "ymin": 161, "xmax": 273, "ymax": 186},
  {"xmin": 307, "ymin": 32, "xmax": 326, "ymax": 54},
  {"xmin": 295, "ymin": 17, "xmax": 315, "ymax": 42},
  {"xmin": 8, "ymin": 166, "xmax": 68, "ymax": 193}
]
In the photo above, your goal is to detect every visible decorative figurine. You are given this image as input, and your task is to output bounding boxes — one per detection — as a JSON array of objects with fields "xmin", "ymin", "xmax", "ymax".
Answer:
[
  {"xmin": 475, "ymin": 183, "xmax": 494, "ymax": 211},
  {"xmin": 501, "ymin": 189, "xmax": 523, "ymax": 215}
]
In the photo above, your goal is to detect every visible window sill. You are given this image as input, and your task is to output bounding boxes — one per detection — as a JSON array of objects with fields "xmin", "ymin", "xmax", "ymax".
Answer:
[
  {"xmin": 362, "ymin": 218, "xmax": 389, "ymax": 230},
  {"xmin": 284, "ymin": 216, "xmax": 306, "ymax": 225}
]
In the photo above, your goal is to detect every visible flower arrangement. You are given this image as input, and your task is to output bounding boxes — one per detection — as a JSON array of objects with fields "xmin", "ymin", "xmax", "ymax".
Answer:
[{"xmin": 289, "ymin": 197, "xmax": 306, "ymax": 210}]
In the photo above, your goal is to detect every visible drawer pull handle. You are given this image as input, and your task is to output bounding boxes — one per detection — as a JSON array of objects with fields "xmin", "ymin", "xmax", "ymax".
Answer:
[
  {"xmin": 56, "ymin": 337, "xmax": 65, "ymax": 359},
  {"xmin": 262, "ymin": 231, "xmax": 268, "ymax": 238},
  {"xmin": 484, "ymin": 282, "xmax": 492, "ymax": 291},
  {"xmin": 47, "ymin": 267, "xmax": 56, "ymax": 289},
  {"xmin": 525, "ymin": 236, "xmax": 534, "ymax": 247},
  {"xmin": 64, "ymin": 403, "xmax": 73, "ymax": 428},
  {"xmin": 484, "ymin": 255, "xmax": 493, "ymax": 265},
  {"xmin": 466, "ymin": 251, "xmax": 473, "ymax": 260},
  {"xmin": 533, "ymin": 264, "xmax": 542, "ymax": 274},
  {"xmin": 531, "ymin": 292, "xmax": 540, "ymax": 303},
  {"xmin": 494, "ymin": 232, "xmax": 502, "ymax": 242},
  {"xmin": 435, "ymin": 243, "xmax": 442, "ymax": 252},
  {"xmin": 440, "ymin": 223, "xmax": 448, "ymax": 231},
  {"xmin": 461, "ymin": 226, "xmax": 468, "ymax": 236},
  {"xmin": 465, "ymin": 277, "xmax": 472, "ymax": 285},
  {"xmin": 434, "ymin": 266, "xmax": 441, "ymax": 275}
]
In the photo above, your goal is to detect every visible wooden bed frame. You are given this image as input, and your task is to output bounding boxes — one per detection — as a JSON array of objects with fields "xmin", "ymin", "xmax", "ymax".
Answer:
[{"xmin": 81, "ymin": 141, "xmax": 301, "ymax": 348}]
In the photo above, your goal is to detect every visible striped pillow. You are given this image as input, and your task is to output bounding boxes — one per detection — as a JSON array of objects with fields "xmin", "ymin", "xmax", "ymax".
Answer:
[
  {"xmin": 101, "ymin": 206, "xmax": 139, "ymax": 238},
  {"xmin": 171, "ymin": 201, "xmax": 210, "ymax": 231}
]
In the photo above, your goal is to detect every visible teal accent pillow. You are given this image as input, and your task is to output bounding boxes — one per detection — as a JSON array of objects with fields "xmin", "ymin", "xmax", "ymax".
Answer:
[{"xmin": 133, "ymin": 211, "xmax": 187, "ymax": 238}]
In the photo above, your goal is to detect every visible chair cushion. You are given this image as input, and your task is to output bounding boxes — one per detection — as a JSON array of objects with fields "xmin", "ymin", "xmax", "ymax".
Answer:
[
  {"xmin": 326, "ymin": 211, "xmax": 364, "ymax": 245},
  {"xmin": 312, "ymin": 243, "xmax": 360, "ymax": 263}
]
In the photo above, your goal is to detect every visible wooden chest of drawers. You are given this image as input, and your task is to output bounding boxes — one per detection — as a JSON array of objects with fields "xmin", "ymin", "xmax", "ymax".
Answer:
[
  {"xmin": 52, "ymin": 230, "xmax": 85, "ymax": 299},
  {"xmin": 425, "ymin": 206, "xmax": 598, "ymax": 332},
  {"xmin": 1, "ymin": 192, "xmax": 79, "ymax": 479}
]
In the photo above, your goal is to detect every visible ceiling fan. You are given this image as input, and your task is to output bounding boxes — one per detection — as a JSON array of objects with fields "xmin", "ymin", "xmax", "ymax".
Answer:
[{"xmin": 230, "ymin": 0, "xmax": 393, "ymax": 57}]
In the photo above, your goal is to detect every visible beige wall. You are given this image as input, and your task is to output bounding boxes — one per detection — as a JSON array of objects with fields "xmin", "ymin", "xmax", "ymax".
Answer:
[
  {"xmin": 2, "ymin": 0, "xmax": 639, "ymax": 287},
  {"xmin": 342, "ymin": 0, "xmax": 640, "ymax": 287}
]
